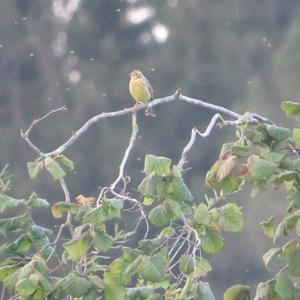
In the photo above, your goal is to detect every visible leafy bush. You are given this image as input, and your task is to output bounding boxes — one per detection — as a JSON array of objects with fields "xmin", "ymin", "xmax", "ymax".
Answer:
[{"xmin": 1, "ymin": 100, "xmax": 300, "ymax": 299}]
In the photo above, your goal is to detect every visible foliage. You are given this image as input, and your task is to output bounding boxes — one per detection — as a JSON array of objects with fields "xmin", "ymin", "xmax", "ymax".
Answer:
[{"xmin": 2, "ymin": 101, "xmax": 300, "ymax": 299}]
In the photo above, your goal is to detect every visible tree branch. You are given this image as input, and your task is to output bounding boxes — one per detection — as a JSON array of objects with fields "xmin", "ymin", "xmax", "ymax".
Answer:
[
  {"xmin": 177, "ymin": 113, "xmax": 225, "ymax": 170},
  {"xmin": 110, "ymin": 112, "xmax": 138, "ymax": 191},
  {"xmin": 46, "ymin": 94, "xmax": 176, "ymax": 156},
  {"xmin": 20, "ymin": 106, "xmax": 67, "ymax": 157},
  {"xmin": 21, "ymin": 92, "xmax": 271, "ymax": 159}
]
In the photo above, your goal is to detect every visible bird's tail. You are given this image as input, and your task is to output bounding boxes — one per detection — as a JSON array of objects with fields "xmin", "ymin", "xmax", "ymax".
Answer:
[{"xmin": 145, "ymin": 104, "xmax": 156, "ymax": 117}]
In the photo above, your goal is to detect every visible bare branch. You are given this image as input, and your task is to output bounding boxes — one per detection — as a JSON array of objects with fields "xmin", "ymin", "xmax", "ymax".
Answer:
[
  {"xmin": 177, "ymin": 113, "xmax": 225, "ymax": 170},
  {"xmin": 22, "ymin": 93, "xmax": 271, "ymax": 159},
  {"xmin": 59, "ymin": 177, "xmax": 72, "ymax": 225},
  {"xmin": 24, "ymin": 106, "xmax": 67, "ymax": 136},
  {"xmin": 20, "ymin": 129, "xmax": 46, "ymax": 157},
  {"xmin": 47, "ymin": 94, "xmax": 176, "ymax": 156},
  {"xmin": 110, "ymin": 112, "xmax": 138, "ymax": 191},
  {"xmin": 179, "ymin": 95, "xmax": 272, "ymax": 124},
  {"xmin": 20, "ymin": 106, "xmax": 67, "ymax": 157},
  {"xmin": 179, "ymin": 95, "xmax": 242, "ymax": 119}
]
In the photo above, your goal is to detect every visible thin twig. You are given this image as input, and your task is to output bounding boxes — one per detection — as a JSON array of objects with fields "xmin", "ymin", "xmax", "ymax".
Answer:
[
  {"xmin": 21, "ymin": 105, "xmax": 67, "ymax": 156},
  {"xmin": 47, "ymin": 224, "xmax": 67, "ymax": 262},
  {"xmin": 59, "ymin": 177, "xmax": 72, "ymax": 224},
  {"xmin": 24, "ymin": 106, "xmax": 67, "ymax": 136},
  {"xmin": 177, "ymin": 113, "xmax": 225, "ymax": 170},
  {"xmin": 170, "ymin": 232, "xmax": 190, "ymax": 263}
]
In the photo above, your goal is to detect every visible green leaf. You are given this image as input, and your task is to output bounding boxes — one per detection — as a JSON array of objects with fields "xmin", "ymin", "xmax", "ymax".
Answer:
[
  {"xmin": 179, "ymin": 255, "xmax": 195, "ymax": 275},
  {"xmin": 275, "ymin": 273, "xmax": 294, "ymax": 299},
  {"xmin": 231, "ymin": 145, "xmax": 252, "ymax": 157},
  {"xmin": 219, "ymin": 175, "xmax": 243, "ymax": 194},
  {"xmin": 60, "ymin": 272, "xmax": 92, "ymax": 297},
  {"xmin": 139, "ymin": 252, "xmax": 169, "ymax": 282},
  {"xmin": 273, "ymin": 211, "xmax": 300, "ymax": 242},
  {"xmin": 248, "ymin": 155, "xmax": 277, "ymax": 181},
  {"xmin": 33, "ymin": 259, "xmax": 49, "ymax": 275},
  {"xmin": 273, "ymin": 221, "xmax": 288, "ymax": 243},
  {"xmin": 195, "ymin": 257, "xmax": 212, "ymax": 277},
  {"xmin": 281, "ymin": 101, "xmax": 300, "ymax": 119},
  {"xmin": 123, "ymin": 256, "xmax": 143, "ymax": 279},
  {"xmin": 4, "ymin": 261, "xmax": 35, "ymax": 290},
  {"xmin": 51, "ymin": 202, "xmax": 78, "ymax": 218},
  {"xmin": 44, "ymin": 157, "xmax": 66, "ymax": 180},
  {"xmin": 165, "ymin": 198, "xmax": 182, "ymax": 218},
  {"xmin": 287, "ymin": 248, "xmax": 300, "ymax": 277},
  {"xmin": 218, "ymin": 203, "xmax": 243, "ymax": 232},
  {"xmin": 169, "ymin": 175, "xmax": 194, "ymax": 202},
  {"xmin": 263, "ymin": 248, "xmax": 282, "ymax": 271},
  {"xmin": 104, "ymin": 257, "xmax": 130, "ymax": 285},
  {"xmin": 81, "ymin": 206, "xmax": 105, "ymax": 229},
  {"xmin": 56, "ymin": 154, "xmax": 74, "ymax": 170},
  {"xmin": 92, "ymin": 231, "xmax": 113, "ymax": 253},
  {"xmin": 104, "ymin": 278, "xmax": 126, "ymax": 300},
  {"xmin": 27, "ymin": 192, "xmax": 49, "ymax": 208},
  {"xmin": 159, "ymin": 227, "xmax": 175, "ymax": 238},
  {"xmin": 143, "ymin": 196, "xmax": 155, "ymax": 206},
  {"xmin": 260, "ymin": 216, "xmax": 274, "ymax": 239},
  {"xmin": 16, "ymin": 274, "xmax": 39, "ymax": 297},
  {"xmin": 262, "ymin": 152, "xmax": 285, "ymax": 164},
  {"xmin": 200, "ymin": 228, "xmax": 224, "ymax": 254},
  {"xmin": 255, "ymin": 281, "xmax": 277, "ymax": 300},
  {"xmin": 148, "ymin": 203, "xmax": 173, "ymax": 227},
  {"xmin": 81, "ymin": 288, "xmax": 99, "ymax": 300},
  {"xmin": 280, "ymin": 158, "xmax": 296, "ymax": 171},
  {"xmin": 0, "ymin": 265, "xmax": 19, "ymax": 281},
  {"xmin": 99, "ymin": 198, "xmax": 124, "ymax": 221},
  {"xmin": 27, "ymin": 161, "xmax": 44, "ymax": 179},
  {"xmin": 0, "ymin": 193, "xmax": 25, "ymax": 213},
  {"xmin": 219, "ymin": 143, "xmax": 234, "ymax": 157},
  {"xmin": 224, "ymin": 284, "xmax": 250, "ymax": 300},
  {"xmin": 272, "ymin": 171, "xmax": 299, "ymax": 189},
  {"xmin": 197, "ymin": 282, "xmax": 216, "ymax": 300},
  {"xmin": 193, "ymin": 203, "xmax": 211, "ymax": 226},
  {"xmin": 63, "ymin": 236, "xmax": 89, "ymax": 261},
  {"xmin": 0, "ymin": 214, "xmax": 30, "ymax": 237},
  {"xmin": 138, "ymin": 173, "xmax": 160, "ymax": 197},
  {"xmin": 156, "ymin": 179, "xmax": 169, "ymax": 201},
  {"xmin": 29, "ymin": 224, "xmax": 52, "ymax": 240},
  {"xmin": 144, "ymin": 154, "xmax": 171, "ymax": 176},
  {"xmin": 106, "ymin": 198, "xmax": 124, "ymax": 209},
  {"xmin": 1, "ymin": 234, "xmax": 31, "ymax": 255},
  {"xmin": 126, "ymin": 286, "xmax": 154, "ymax": 299},
  {"xmin": 122, "ymin": 247, "xmax": 143, "ymax": 262},
  {"xmin": 293, "ymin": 128, "xmax": 300, "ymax": 146},
  {"xmin": 138, "ymin": 238, "xmax": 163, "ymax": 255},
  {"xmin": 266, "ymin": 125, "xmax": 291, "ymax": 142}
]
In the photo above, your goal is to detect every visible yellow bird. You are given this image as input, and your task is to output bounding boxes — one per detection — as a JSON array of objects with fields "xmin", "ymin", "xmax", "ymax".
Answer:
[{"xmin": 129, "ymin": 69, "xmax": 155, "ymax": 116}]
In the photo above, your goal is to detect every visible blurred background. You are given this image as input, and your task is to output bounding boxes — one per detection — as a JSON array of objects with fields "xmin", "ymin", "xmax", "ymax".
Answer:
[{"xmin": 1, "ymin": 0, "xmax": 300, "ymax": 297}]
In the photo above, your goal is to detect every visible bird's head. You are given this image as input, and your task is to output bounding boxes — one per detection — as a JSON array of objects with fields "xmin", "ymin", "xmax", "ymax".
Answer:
[{"xmin": 130, "ymin": 69, "xmax": 143, "ymax": 79}]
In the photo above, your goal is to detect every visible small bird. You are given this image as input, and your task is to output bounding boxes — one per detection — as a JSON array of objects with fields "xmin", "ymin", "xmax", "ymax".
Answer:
[{"xmin": 129, "ymin": 69, "xmax": 155, "ymax": 116}]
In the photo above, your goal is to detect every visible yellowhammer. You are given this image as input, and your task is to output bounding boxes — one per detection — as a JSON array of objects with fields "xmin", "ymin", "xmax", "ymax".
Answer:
[{"xmin": 129, "ymin": 69, "xmax": 155, "ymax": 116}]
